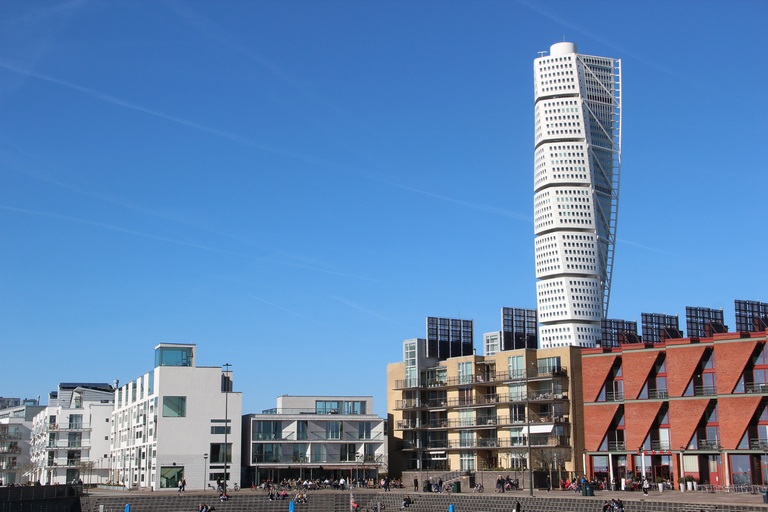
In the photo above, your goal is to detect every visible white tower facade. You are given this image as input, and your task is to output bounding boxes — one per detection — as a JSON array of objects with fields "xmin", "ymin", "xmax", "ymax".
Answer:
[{"xmin": 533, "ymin": 42, "xmax": 622, "ymax": 348}]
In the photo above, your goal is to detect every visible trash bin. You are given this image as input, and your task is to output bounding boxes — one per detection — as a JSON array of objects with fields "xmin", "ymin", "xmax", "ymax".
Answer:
[
  {"xmin": 452, "ymin": 481, "xmax": 461, "ymax": 493},
  {"xmin": 581, "ymin": 485, "xmax": 587, "ymax": 496},
  {"xmin": 586, "ymin": 485, "xmax": 594, "ymax": 497},
  {"xmin": 762, "ymin": 491, "xmax": 768, "ymax": 504},
  {"xmin": 423, "ymin": 483, "xmax": 432, "ymax": 493}
]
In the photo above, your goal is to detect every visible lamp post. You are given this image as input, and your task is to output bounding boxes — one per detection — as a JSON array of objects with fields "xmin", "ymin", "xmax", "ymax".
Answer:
[
  {"xmin": 223, "ymin": 363, "xmax": 231, "ymax": 495},
  {"xmin": 203, "ymin": 453, "xmax": 208, "ymax": 490},
  {"xmin": 526, "ymin": 359, "xmax": 534, "ymax": 496}
]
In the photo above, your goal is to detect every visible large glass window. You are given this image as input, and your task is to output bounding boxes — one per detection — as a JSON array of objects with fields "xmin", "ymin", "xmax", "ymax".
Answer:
[
  {"xmin": 254, "ymin": 421, "xmax": 282, "ymax": 440},
  {"xmin": 326, "ymin": 421, "xmax": 341, "ymax": 439},
  {"xmin": 155, "ymin": 346, "xmax": 193, "ymax": 367},
  {"xmin": 297, "ymin": 421, "xmax": 308, "ymax": 440},
  {"xmin": 210, "ymin": 443, "xmax": 232, "ymax": 463},
  {"xmin": 358, "ymin": 422, "xmax": 371, "ymax": 439},
  {"xmin": 315, "ymin": 401, "xmax": 342, "ymax": 414},
  {"xmin": 508, "ymin": 355, "xmax": 524, "ymax": 379},
  {"xmin": 341, "ymin": 444, "xmax": 357, "ymax": 462},
  {"xmin": 457, "ymin": 362, "xmax": 473, "ymax": 384},
  {"xmin": 252, "ymin": 443, "xmax": 280, "ymax": 463},
  {"xmin": 730, "ymin": 455, "xmax": 752, "ymax": 484},
  {"xmin": 311, "ymin": 444, "xmax": 326, "ymax": 463},
  {"xmin": 460, "ymin": 451, "xmax": 475, "ymax": 471},
  {"xmin": 162, "ymin": 396, "xmax": 186, "ymax": 417},
  {"xmin": 68, "ymin": 414, "xmax": 83, "ymax": 429}
]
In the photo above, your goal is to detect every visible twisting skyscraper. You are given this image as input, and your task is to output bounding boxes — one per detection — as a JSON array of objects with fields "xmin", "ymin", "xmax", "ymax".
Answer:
[{"xmin": 533, "ymin": 42, "xmax": 622, "ymax": 348}]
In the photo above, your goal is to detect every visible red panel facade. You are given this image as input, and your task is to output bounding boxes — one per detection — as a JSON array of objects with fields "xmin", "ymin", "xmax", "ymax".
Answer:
[
  {"xmin": 582, "ymin": 353, "xmax": 617, "ymax": 403},
  {"xmin": 583, "ymin": 403, "xmax": 620, "ymax": 452},
  {"xmin": 666, "ymin": 344, "xmax": 706, "ymax": 397},
  {"xmin": 624, "ymin": 401, "xmax": 662, "ymax": 453},
  {"xmin": 718, "ymin": 395, "xmax": 762, "ymax": 450},
  {"xmin": 669, "ymin": 398, "xmax": 710, "ymax": 450},
  {"xmin": 621, "ymin": 348, "xmax": 662, "ymax": 400},
  {"xmin": 714, "ymin": 339, "xmax": 758, "ymax": 394}
]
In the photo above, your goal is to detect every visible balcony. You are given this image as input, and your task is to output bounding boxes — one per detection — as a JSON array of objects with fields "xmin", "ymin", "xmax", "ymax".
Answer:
[
  {"xmin": 0, "ymin": 433, "xmax": 22, "ymax": 440},
  {"xmin": 648, "ymin": 389, "xmax": 669, "ymax": 399},
  {"xmin": 529, "ymin": 391, "xmax": 568, "ymax": 401},
  {"xmin": 608, "ymin": 441, "xmax": 626, "ymax": 451},
  {"xmin": 651, "ymin": 440, "xmax": 671, "ymax": 451},
  {"xmin": 529, "ymin": 366, "xmax": 568, "ymax": 380},
  {"xmin": 745, "ymin": 383, "xmax": 768, "ymax": 394},
  {"xmin": 694, "ymin": 386, "xmax": 717, "ymax": 397},
  {"xmin": 605, "ymin": 391, "xmax": 624, "ymax": 402},
  {"xmin": 749, "ymin": 439, "xmax": 768, "ymax": 450},
  {"xmin": 698, "ymin": 439, "xmax": 721, "ymax": 450}
]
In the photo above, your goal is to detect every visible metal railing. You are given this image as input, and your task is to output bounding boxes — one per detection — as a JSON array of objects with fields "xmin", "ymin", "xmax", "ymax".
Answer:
[
  {"xmin": 394, "ymin": 366, "xmax": 568, "ymax": 389},
  {"xmin": 608, "ymin": 441, "xmax": 626, "ymax": 451},
  {"xmin": 745, "ymin": 383, "xmax": 768, "ymax": 393},
  {"xmin": 651, "ymin": 440, "xmax": 670, "ymax": 450},
  {"xmin": 648, "ymin": 389, "xmax": 669, "ymax": 399},
  {"xmin": 698, "ymin": 439, "xmax": 720, "ymax": 450},
  {"xmin": 694, "ymin": 385, "xmax": 717, "ymax": 396},
  {"xmin": 605, "ymin": 391, "xmax": 624, "ymax": 401}
]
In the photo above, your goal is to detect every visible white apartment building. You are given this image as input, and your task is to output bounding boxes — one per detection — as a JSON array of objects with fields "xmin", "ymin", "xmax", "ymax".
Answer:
[
  {"xmin": 0, "ymin": 403, "xmax": 44, "ymax": 485},
  {"xmin": 30, "ymin": 383, "xmax": 114, "ymax": 485},
  {"xmin": 533, "ymin": 41, "xmax": 622, "ymax": 348},
  {"xmin": 242, "ymin": 396, "xmax": 387, "ymax": 485},
  {"xmin": 110, "ymin": 344, "xmax": 242, "ymax": 490}
]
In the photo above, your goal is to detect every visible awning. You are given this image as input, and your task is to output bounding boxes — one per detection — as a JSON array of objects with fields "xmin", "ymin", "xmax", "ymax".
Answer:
[{"xmin": 514, "ymin": 424, "xmax": 554, "ymax": 434}]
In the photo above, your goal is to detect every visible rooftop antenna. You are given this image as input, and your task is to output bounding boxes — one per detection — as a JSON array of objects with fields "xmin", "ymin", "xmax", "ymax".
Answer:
[{"xmin": 538, "ymin": 51, "xmax": 547, "ymax": 58}]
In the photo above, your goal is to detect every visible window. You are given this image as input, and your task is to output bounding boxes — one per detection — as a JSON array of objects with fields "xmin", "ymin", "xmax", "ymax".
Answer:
[
  {"xmin": 326, "ymin": 421, "xmax": 341, "ymax": 439},
  {"xmin": 311, "ymin": 444, "xmax": 326, "ymax": 463},
  {"xmin": 358, "ymin": 422, "xmax": 371, "ymax": 440},
  {"xmin": 253, "ymin": 421, "xmax": 281, "ymax": 440},
  {"xmin": 68, "ymin": 414, "xmax": 83, "ymax": 429},
  {"xmin": 210, "ymin": 443, "xmax": 232, "ymax": 463},
  {"xmin": 162, "ymin": 396, "xmax": 186, "ymax": 417},
  {"xmin": 297, "ymin": 421, "xmax": 308, "ymax": 440},
  {"xmin": 211, "ymin": 426, "xmax": 231, "ymax": 435}
]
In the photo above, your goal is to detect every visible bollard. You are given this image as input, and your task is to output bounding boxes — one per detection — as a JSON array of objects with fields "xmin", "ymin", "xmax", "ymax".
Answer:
[
  {"xmin": 289, "ymin": 500, "xmax": 295, "ymax": 512},
  {"xmin": 125, "ymin": 505, "xmax": 130, "ymax": 512},
  {"xmin": 449, "ymin": 504, "xmax": 455, "ymax": 512}
]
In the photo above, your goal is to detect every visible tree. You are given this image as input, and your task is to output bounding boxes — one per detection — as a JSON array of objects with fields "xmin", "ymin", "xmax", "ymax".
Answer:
[{"xmin": 532, "ymin": 447, "xmax": 572, "ymax": 487}]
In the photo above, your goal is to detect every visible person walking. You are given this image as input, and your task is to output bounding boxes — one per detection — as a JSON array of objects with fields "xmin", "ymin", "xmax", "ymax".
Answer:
[
  {"xmin": 546, "ymin": 474, "xmax": 551, "ymax": 492},
  {"xmin": 642, "ymin": 477, "xmax": 649, "ymax": 496},
  {"xmin": 414, "ymin": 477, "xmax": 418, "ymax": 492}
]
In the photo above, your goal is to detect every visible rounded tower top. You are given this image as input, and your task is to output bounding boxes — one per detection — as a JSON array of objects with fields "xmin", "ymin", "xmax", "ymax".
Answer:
[{"xmin": 550, "ymin": 42, "xmax": 577, "ymax": 56}]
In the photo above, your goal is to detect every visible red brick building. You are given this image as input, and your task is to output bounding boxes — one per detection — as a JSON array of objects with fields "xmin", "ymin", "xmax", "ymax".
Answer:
[{"xmin": 582, "ymin": 329, "xmax": 768, "ymax": 489}]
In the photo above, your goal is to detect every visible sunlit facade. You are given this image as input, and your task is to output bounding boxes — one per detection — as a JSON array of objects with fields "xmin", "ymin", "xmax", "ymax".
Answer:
[{"xmin": 533, "ymin": 42, "xmax": 622, "ymax": 348}]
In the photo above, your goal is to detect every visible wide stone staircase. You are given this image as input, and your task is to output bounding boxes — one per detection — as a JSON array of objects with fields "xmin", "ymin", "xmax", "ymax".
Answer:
[{"xmin": 82, "ymin": 490, "xmax": 768, "ymax": 512}]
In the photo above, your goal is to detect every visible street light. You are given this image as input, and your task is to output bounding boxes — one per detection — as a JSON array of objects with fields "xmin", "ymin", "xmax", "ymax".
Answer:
[
  {"xmin": 223, "ymin": 363, "xmax": 231, "ymax": 495},
  {"xmin": 203, "ymin": 453, "xmax": 208, "ymax": 490},
  {"xmin": 526, "ymin": 359, "xmax": 534, "ymax": 496}
]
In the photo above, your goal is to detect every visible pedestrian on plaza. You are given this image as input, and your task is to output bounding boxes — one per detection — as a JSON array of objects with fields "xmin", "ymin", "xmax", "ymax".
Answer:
[
  {"xmin": 546, "ymin": 474, "xmax": 551, "ymax": 492},
  {"xmin": 641, "ymin": 477, "xmax": 649, "ymax": 496},
  {"xmin": 514, "ymin": 500, "xmax": 522, "ymax": 512},
  {"xmin": 414, "ymin": 476, "xmax": 418, "ymax": 492}
]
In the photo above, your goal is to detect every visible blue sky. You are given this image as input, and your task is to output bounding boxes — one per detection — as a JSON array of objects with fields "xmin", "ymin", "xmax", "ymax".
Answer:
[{"xmin": 1, "ymin": 0, "xmax": 766, "ymax": 417}]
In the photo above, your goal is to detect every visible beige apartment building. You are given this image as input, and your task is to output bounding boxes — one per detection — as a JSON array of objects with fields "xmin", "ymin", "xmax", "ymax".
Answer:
[{"xmin": 388, "ymin": 338, "xmax": 583, "ymax": 486}]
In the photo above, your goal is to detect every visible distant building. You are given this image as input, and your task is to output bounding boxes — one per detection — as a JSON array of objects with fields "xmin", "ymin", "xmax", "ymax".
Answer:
[
  {"xmin": 0, "ymin": 403, "xmax": 45, "ymax": 484},
  {"xmin": 533, "ymin": 42, "xmax": 622, "ymax": 348},
  {"xmin": 110, "ymin": 344, "xmax": 242, "ymax": 490},
  {"xmin": 242, "ymin": 396, "xmax": 387, "ymax": 486},
  {"xmin": 30, "ymin": 383, "xmax": 114, "ymax": 485},
  {"xmin": 427, "ymin": 317, "xmax": 473, "ymax": 361},
  {"xmin": 484, "ymin": 308, "xmax": 538, "ymax": 356}
]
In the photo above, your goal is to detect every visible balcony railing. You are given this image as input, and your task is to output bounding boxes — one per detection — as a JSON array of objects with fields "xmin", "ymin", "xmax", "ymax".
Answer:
[
  {"xmin": 395, "ymin": 413, "xmax": 569, "ymax": 431},
  {"xmin": 608, "ymin": 441, "xmax": 626, "ymax": 451},
  {"xmin": 605, "ymin": 391, "xmax": 624, "ymax": 402},
  {"xmin": 0, "ymin": 433, "xmax": 22, "ymax": 440},
  {"xmin": 648, "ymin": 389, "xmax": 669, "ymax": 399},
  {"xmin": 401, "ymin": 435, "xmax": 570, "ymax": 451},
  {"xmin": 749, "ymin": 439, "xmax": 768, "ymax": 450},
  {"xmin": 698, "ymin": 439, "xmax": 721, "ymax": 450},
  {"xmin": 745, "ymin": 383, "xmax": 768, "ymax": 394},
  {"xmin": 694, "ymin": 386, "xmax": 717, "ymax": 397},
  {"xmin": 651, "ymin": 440, "xmax": 671, "ymax": 450},
  {"xmin": 394, "ymin": 366, "xmax": 568, "ymax": 389}
]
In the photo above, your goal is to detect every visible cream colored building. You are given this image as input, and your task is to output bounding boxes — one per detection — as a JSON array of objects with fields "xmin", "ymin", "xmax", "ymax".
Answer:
[{"xmin": 388, "ymin": 340, "xmax": 583, "ymax": 482}]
